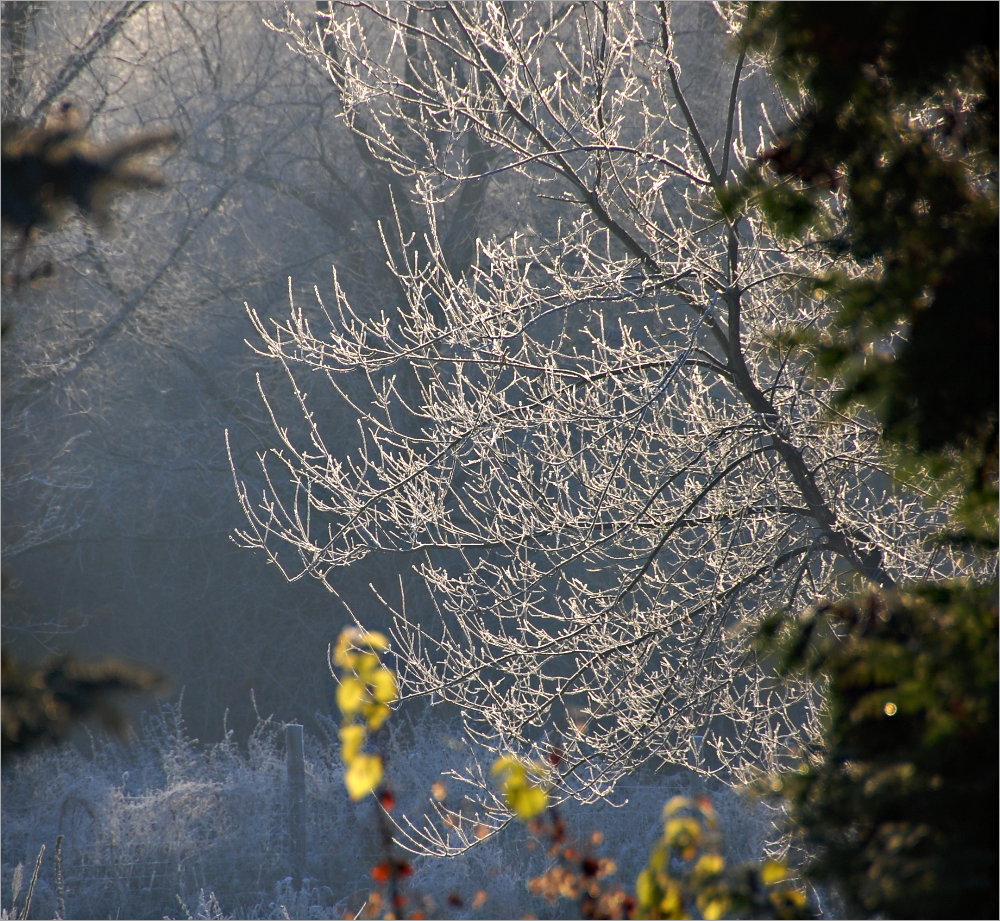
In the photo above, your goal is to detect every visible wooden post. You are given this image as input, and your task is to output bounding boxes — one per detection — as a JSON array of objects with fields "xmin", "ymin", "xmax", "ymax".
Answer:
[{"xmin": 285, "ymin": 722, "xmax": 306, "ymax": 888}]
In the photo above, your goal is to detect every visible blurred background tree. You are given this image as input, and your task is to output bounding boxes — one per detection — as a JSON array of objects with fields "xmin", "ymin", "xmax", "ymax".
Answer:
[{"xmin": 734, "ymin": 4, "xmax": 998, "ymax": 917}]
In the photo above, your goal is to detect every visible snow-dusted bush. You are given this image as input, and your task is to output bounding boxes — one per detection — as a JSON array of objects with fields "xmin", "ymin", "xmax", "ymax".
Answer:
[
  {"xmin": 2, "ymin": 697, "xmax": 776, "ymax": 919},
  {"xmin": 2, "ymin": 704, "xmax": 343, "ymax": 919}
]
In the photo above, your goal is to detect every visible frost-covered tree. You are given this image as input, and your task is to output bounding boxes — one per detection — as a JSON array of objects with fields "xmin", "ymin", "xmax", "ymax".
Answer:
[{"xmin": 232, "ymin": 1, "xmax": 980, "ymax": 853}]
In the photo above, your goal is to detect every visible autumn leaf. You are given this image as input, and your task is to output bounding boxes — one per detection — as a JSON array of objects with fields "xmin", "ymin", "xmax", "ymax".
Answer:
[
  {"xmin": 336, "ymin": 676, "xmax": 367, "ymax": 717},
  {"xmin": 760, "ymin": 858, "xmax": 789, "ymax": 885},
  {"xmin": 507, "ymin": 782, "xmax": 549, "ymax": 820},
  {"xmin": 333, "ymin": 628, "xmax": 390, "ymax": 669},
  {"xmin": 368, "ymin": 666, "xmax": 398, "ymax": 704},
  {"xmin": 490, "ymin": 755, "xmax": 527, "ymax": 782},
  {"xmin": 663, "ymin": 795, "xmax": 691, "ymax": 817},
  {"xmin": 345, "ymin": 752, "xmax": 383, "ymax": 800},
  {"xmin": 658, "ymin": 879, "xmax": 684, "ymax": 919},
  {"xmin": 364, "ymin": 701, "xmax": 392, "ymax": 731},
  {"xmin": 698, "ymin": 893, "xmax": 730, "ymax": 920},
  {"xmin": 634, "ymin": 867, "xmax": 659, "ymax": 909},
  {"xmin": 339, "ymin": 723, "xmax": 365, "ymax": 763},
  {"xmin": 664, "ymin": 816, "xmax": 702, "ymax": 858},
  {"xmin": 694, "ymin": 853, "xmax": 725, "ymax": 878}
]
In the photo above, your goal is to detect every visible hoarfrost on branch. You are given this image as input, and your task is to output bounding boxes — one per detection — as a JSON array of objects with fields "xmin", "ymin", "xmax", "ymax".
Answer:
[{"xmin": 231, "ymin": 2, "xmax": 975, "ymax": 855}]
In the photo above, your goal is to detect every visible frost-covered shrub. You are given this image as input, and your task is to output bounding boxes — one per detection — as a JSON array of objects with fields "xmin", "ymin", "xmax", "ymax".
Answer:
[
  {"xmin": 1, "ymin": 703, "xmax": 347, "ymax": 919},
  {"xmin": 2, "ymin": 699, "xmax": 778, "ymax": 919}
]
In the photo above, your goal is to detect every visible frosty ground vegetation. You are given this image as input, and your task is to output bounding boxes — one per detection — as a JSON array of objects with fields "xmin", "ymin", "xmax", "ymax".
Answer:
[{"xmin": 0, "ymin": 701, "xmax": 773, "ymax": 919}]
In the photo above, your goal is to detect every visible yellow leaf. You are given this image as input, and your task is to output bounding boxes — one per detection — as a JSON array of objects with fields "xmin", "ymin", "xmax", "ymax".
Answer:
[
  {"xmin": 646, "ymin": 843, "xmax": 668, "ymax": 875},
  {"xmin": 699, "ymin": 895, "xmax": 729, "ymax": 920},
  {"xmin": 345, "ymin": 752, "xmax": 383, "ymax": 800},
  {"xmin": 336, "ymin": 676, "xmax": 367, "ymax": 717},
  {"xmin": 693, "ymin": 853, "xmax": 725, "ymax": 878},
  {"xmin": 333, "ymin": 628, "xmax": 389, "ymax": 669},
  {"xmin": 491, "ymin": 755, "xmax": 527, "ymax": 782},
  {"xmin": 770, "ymin": 887, "xmax": 808, "ymax": 911},
  {"xmin": 663, "ymin": 795, "xmax": 691, "ymax": 818},
  {"xmin": 359, "ymin": 630, "xmax": 389, "ymax": 651},
  {"xmin": 354, "ymin": 651, "xmax": 381, "ymax": 681},
  {"xmin": 760, "ymin": 859, "xmax": 788, "ymax": 886},
  {"xmin": 664, "ymin": 817, "xmax": 701, "ymax": 855},
  {"xmin": 339, "ymin": 724, "xmax": 365, "ymax": 763},
  {"xmin": 659, "ymin": 879, "xmax": 684, "ymax": 919},
  {"xmin": 364, "ymin": 701, "xmax": 392, "ymax": 731},
  {"xmin": 369, "ymin": 666, "xmax": 398, "ymax": 704},
  {"xmin": 332, "ymin": 629, "xmax": 361, "ymax": 668},
  {"xmin": 508, "ymin": 782, "xmax": 548, "ymax": 820},
  {"xmin": 635, "ymin": 868, "xmax": 660, "ymax": 911}
]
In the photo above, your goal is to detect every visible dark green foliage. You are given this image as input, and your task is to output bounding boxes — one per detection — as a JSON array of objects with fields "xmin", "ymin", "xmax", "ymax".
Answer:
[
  {"xmin": 738, "ymin": 5, "xmax": 999, "ymax": 918},
  {"xmin": 1, "ymin": 648, "xmax": 165, "ymax": 755},
  {"xmin": 730, "ymin": 2, "xmax": 998, "ymax": 464},
  {"xmin": 1, "ymin": 101, "xmax": 179, "ymax": 236},
  {"xmin": 757, "ymin": 584, "xmax": 998, "ymax": 919}
]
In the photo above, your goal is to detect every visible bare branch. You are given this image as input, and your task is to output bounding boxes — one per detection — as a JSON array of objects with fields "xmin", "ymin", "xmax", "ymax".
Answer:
[{"xmin": 234, "ymin": 1, "xmax": 978, "ymax": 853}]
